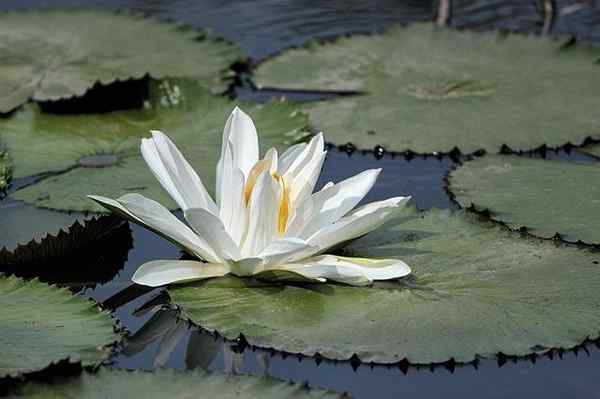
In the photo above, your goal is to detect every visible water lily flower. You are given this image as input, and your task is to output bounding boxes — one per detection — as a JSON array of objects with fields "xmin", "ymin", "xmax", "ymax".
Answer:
[{"xmin": 89, "ymin": 108, "xmax": 411, "ymax": 287}]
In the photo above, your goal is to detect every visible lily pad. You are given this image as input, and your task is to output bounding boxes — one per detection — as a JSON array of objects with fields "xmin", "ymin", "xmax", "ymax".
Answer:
[
  {"xmin": 580, "ymin": 143, "xmax": 600, "ymax": 158},
  {"xmin": 1, "ymin": 80, "xmax": 308, "ymax": 212},
  {"xmin": 449, "ymin": 155, "xmax": 600, "ymax": 244},
  {"xmin": 0, "ymin": 275, "xmax": 120, "ymax": 377},
  {"xmin": 0, "ymin": 9, "xmax": 242, "ymax": 113},
  {"xmin": 170, "ymin": 207, "xmax": 600, "ymax": 364},
  {"xmin": 0, "ymin": 199, "xmax": 84, "ymax": 251},
  {"xmin": 0, "ymin": 214, "xmax": 131, "ymax": 288},
  {"xmin": 0, "ymin": 149, "xmax": 9, "ymax": 191},
  {"xmin": 255, "ymin": 23, "xmax": 600, "ymax": 154},
  {"xmin": 12, "ymin": 368, "xmax": 346, "ymax": 398}
]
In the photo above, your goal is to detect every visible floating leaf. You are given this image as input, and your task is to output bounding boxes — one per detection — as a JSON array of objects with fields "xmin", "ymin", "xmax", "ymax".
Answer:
[
  {"xmin": 12, "ymin": 368, "xmax": 346, "ymax": 398},
  {"xmin": 580, "ymin": 143, "xmax": 600, "ymax": 158},
  {"xmin": 0, "ymin": 9, "xmax": 242, "ymax": 113},
  {"xmin": 0, "ymin": 214, "xmax": 131, "ymax": 288},
  {"xmin": 255, "ymin": 23, "xmax": 600, "ymax": 154},
  {"xmin": 449, "ymin": 155, "xmax": 600, "ymax": 244},
  {"xmin": 170, "ymin": 207, "xmax": 600, "ymax": 364},
  {"xmin": 0, "ymin": 200, "xmax": 83, "ymax": 252},
  {"xmin": 0, "ymin": 276, "xmax": 120, "ymax": 378},
  {"xmin": 1, "ymin": 80, "xmax": 308, "ymax": 212}
]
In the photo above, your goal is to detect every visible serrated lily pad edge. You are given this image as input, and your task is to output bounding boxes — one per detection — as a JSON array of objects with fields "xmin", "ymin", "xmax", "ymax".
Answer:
[
  {"xmin": 172, "ymin": 223, "xmax": 600, "ymax": 368},
  {"xmin": 1, "ymin": 276, "xmax": 125, "ymax": 379},
  {"xmin": 0, "ymin": 8, "xmax": 244, "ymax": 110},
  {"xmin": 445, "ymin": 157, "xmax": 600, "ymax": 247}
]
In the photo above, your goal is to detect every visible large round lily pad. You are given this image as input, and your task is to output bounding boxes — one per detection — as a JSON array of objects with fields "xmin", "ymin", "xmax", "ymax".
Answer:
[
  {"xmin": 13, "ymin": 368, "xmax": 345, "ymax": 398},
  {"xmin": 170, "ymin": 207, "xmax": 600, "ymax": 364},
  {"xmin": 449, "ymin": 155, "xmax": 600, "ymax": 244},
  {"xmin": 255, "ymin": 23, "xmax": 600, "ymax": 154},
  {"xmin": 0, "ymin": 9, "xmax": 242, "ymax": 113},
  {"xmin": 0, "ymin": 276, "xmax": 120, "ymax": 377},
  {"xmin": 1, "ymin": 80, "xmax": 308, "ymax": 212}
]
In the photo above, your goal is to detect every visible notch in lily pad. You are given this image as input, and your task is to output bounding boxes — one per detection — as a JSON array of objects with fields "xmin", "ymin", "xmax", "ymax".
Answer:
[{"xmin": 0, "ymin": 9, "xmax": 243, "ymax": 113}]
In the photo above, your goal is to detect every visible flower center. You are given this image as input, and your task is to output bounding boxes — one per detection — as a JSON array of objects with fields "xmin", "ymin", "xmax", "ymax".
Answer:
[{"xmin": 244, "ymin": 160, "xmax": 290, "ymax": 236}]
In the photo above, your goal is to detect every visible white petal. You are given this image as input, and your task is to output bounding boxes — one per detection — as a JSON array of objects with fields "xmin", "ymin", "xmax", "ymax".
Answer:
[
  {"xmin": 184, "ymin": 208, "xmax": 241, "ymax": 262},
  {"xmin": 88, "ymin": 194, "xmax": 220, "ymax": 263},
  {"xmin": 288, "ymin": 169, "xmax": 381, "ymax": 239},
  {"xmin": 132, "ymin": 260, "xmax": 230, "ymax": 287},
  {"xmin": 231, "ymin": 238, "xmax": 316, "ymax": 276},
  {"xmin": 241, "ymin": 172, "xmax": 281, "ymax": 257},
  {"xmin": 303, "ymin": 254, "xmax": 411, "ymax": 281},
  {"xmin": 278, "ymin": 143, "xmax": 307, "ymax": 175},
  {"xmin": 306, "ymin": 196, "xmax": 411, "ymax": 255},
  {"xmin": 221, "ymin": 107, "xmax": 259, "ymax": 178},
  {"xmin": 282, "ymin": 133, "xmax": 326, "ymax": 204},
  {"xmin": 142, "ymin": 131, "xmax": 217, "ymax": 214},
  {"xmin": 261, "ymin": 262, "xmax": 369, "ymax": 286}
]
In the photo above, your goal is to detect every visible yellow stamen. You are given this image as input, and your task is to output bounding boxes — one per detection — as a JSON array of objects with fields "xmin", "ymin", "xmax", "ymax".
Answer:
[
  {"xmin": 244, "ymin": 159, "xmax": 271, "ymax": 205},
  {"xmin": 276, "ymin": 174, "xmax": 290, "ymax": 236}
]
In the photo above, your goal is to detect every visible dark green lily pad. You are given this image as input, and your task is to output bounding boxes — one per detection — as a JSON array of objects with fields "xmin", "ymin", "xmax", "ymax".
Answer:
[
  {"xmin": 0, "ymin": 276, "xmax": 120, "ymax": 378},
  {"xmin": 170, "ymin": 207, "xmax": 600, "ymax": 364},
  {"xmin": 12, "ymin": 368, "xmax": 346, "ymax": 398},
  {"xmin": 0, "ymin": 200, "xmax": 84, "ymax": 251},
  {"xmin": 1, "ymin": 80, "xmax": 308, "ymax": 212},
  {"xmin": 0, "ymin": 9, "xmax": 242, "ymax": 113},
  {"xmin": 0, "ymin": 214, "xmax": 131, "ymax": 288},
  {"xmin": 255, "ymin": 23, "xmax": 600, "ymax": 154},
  {"xmin": 449, "ymin": 155, "xmax": 600, "ymax": 244}
]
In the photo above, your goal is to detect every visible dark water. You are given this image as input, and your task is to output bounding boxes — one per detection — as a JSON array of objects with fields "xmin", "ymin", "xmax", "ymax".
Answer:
[{"xmin": 2, "ymin": 0, "xmax": 600, "ymax": 397}]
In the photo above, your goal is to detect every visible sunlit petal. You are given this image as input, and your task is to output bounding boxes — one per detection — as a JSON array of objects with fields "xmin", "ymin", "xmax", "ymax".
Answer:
[
  {"xmin": 185, "ymin": 208, "xmax": 241, "ymax": 262},
  {"xmin": 306, "ymin": 196, "xmax": 411, "ymax": 255},
  {"xmin": 132, "ymin": 260, "xmax": 230, "ymax": 287},
  {"xmin": 141, "ymin": 131, "xmax": 217, "ymax": 214},
  {"xmin": 241, "ymin": 172, "xmax": 282, "ymax": 257},
  {"xmin": 287, "ymin": 169, "xmax": 381, "ymax": 238},
  {"xmin": 89, "ymin": 194, "xmax": 221, "ymax": 263}
]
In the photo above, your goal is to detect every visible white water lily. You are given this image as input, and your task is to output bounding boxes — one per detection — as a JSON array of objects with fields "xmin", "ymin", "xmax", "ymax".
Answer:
[{"xmin": 89, "ymin": 107, "xmax": 411, "ymax": 287}]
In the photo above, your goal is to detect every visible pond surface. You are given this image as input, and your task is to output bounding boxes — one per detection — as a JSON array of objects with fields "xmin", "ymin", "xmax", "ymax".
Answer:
[{"xmin": 2, "ymin": 0, "xmax": 600, "ymax": 397}]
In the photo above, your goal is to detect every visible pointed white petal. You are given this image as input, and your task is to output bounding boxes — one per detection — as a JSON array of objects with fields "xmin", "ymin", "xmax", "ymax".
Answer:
[
  {"xmin": 306, "ymin": 196, "xmax": 411, "ymax": 255},
  {"xmin": 232, "ymin": 238, "xmax": 317, "ymax": 276},
  {"xmin": 289, "ymin": 169, "xmax": 381, "ymax": 239},
  {"xmin": 143, "ymin": 131, "xmax": 217, "ymax": 214},
  {"xmin": 285, "ymin": 181, "xmax": 334, "ymax": 237},
  {"xmin": 89, "ymin": 194, "xmax": 220, "ymax": 263},
  {"xmin": 241, "ymin": 172, "xmax": 281, "ymax": 257},
  {"xmin": 261, "ymin": 262, "xmax": 369, "ymax": 286},
  {"xmin": 283, "ymin": 133, "xmax": 326, "ymax": 204},
  {"xmin": 132, "ymin": 260, "xmax": 230, "ymax": 287},
  {"xmin": 278, "ymin": 143, "xmax": 306, "ymax": 175},
  {"xmin": 222, "ymin": 168, "xmax": 248, "ymax": 245},
  {"xmin": 184, "ymin": 208, "xmax": 241, "ymax": 262},
  {"xmin": 304, "ymin": 254, "xmax": 411, "ymax": 281},
  {"xmin": 221, "ymin": 107, "xmax": 259, "ymax": 178}
]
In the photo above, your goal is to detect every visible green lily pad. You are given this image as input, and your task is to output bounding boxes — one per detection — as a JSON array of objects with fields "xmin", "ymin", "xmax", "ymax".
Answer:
[
  {"xmin": 448, "ymin": 155, "xmax": 600, "ymax": 244},
  {"xmin": 580, "ymin": 143, "xmax": 600, "ymax": 158},
  {"xmin": 1, "ymin": 80, "xmax": 308, "ymax": 212},
  {"xmin": 0, "ymin": 200, "xmax": 84, "ymax": 251},
  {"xmin": 255, "ymin": 23, "xmax": 600, "ymax": 154},
  {"xmin": 0, "ymin": 9, "xmax": 242, "ymax": 113},
  {"xmin": 0, "ymin": 214, "xmax": 130, "ymax": 288},
  {"xmin": 0, "ymin": 275, "xmax": 120, "ymax": 377},
  {"xmin": 0, "ymin": 149, "xmax": 9, "ymax": 191},
  {"xmin": 12, "ymin": 368, "xmax": 346, "ymax": 398},
  {"xmin": 170, "ymin": 207, "xmax": 600, "ymax": 364}
]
